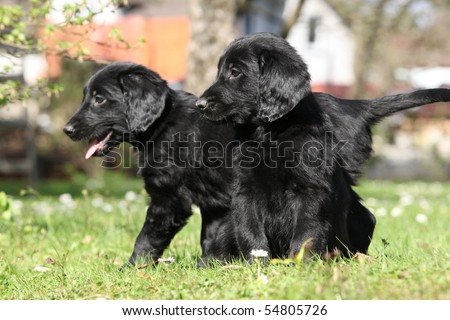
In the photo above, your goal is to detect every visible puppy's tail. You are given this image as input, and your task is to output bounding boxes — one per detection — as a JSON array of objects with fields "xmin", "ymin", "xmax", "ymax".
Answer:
[{"xmin": 363, "ymin": 88, "xmax": 450, "ymax": 124}]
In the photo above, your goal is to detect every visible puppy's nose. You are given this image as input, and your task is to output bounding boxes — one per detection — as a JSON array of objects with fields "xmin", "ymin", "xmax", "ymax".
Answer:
[
  {"xmin": 63, "ymin": 124, "xmax": 75, "ymax": 136},
  {"xmin": 196, "ymin": 98, "xmax": 208, "ymax": 111}
]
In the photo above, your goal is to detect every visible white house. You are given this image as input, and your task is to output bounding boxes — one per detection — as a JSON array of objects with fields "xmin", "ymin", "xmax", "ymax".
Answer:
[{"xmin": 284, "ymin": 0, "xmax": 355, "ymax": 95}]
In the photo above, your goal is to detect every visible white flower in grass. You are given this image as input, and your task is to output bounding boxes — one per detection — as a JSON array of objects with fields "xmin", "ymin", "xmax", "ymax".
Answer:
[
  {"xmin": 390, "ymin": 207, "xmax": 403, "ymax": 218},
  {"xmin": 59, "ymin": 193, "xmax": 75, "ymax": 208},
  {"xmin": 91, "ymin": 196, "xmax": 104, "ymax": 208},
  {"xmin": 11, "ymin": 200, "xmax": 23, "ymax": 216},
  {"xmin": 59, "ymin": 193, "xmax": 72, "ymax": 204},
  {"xmin": 103, "ymin": 203, "xmax": 113, "ymax": 213},
  {"xmin": 419, "ymin": 199, "xmax": 431, "ymax": 212},
  {"xmin": 257, "ymin": 274, "xmax": 268, "ymax": 285},
  {"xmin": 34, "ymin": 266, "xmax": 50, "ymax": 273},
  {"xmin": 34, "ymin": 202, "xmax": 52, "ymax": 215},
  {"xmin": 158, "ymin": 257, "xmax": 175, "ymax": 264},
  {"xmin": 251, "ymin": 249, "xmax": 269, "ymax": 285},
  {"xmin": 400, "ymin": 193, "xmax": 414, "ymax": 206},
  {"xmin": 416, "ymin": 213, "xmax": 428, "ymax": 224},
  {"xmin": 125, "ymin": 191, "xmax": 137, "ymax": 202},
  {"xmin": 250, "ymin": 249, "xmax": 269, "ymax": 258},
  {"xmin": 375, "ymin": 207, "xmax": 387, "ymax": 217}
]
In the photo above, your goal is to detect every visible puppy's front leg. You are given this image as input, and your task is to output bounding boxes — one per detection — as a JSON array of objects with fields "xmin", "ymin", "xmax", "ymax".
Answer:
[
  {"xmin": 232, "ymin": 194, "xmax": 271, "ymax": 263},
  {"xmin": 347, "ymin": 196, "xmax": 376, "ymax": 254},
  {"xmin": 127, "ymin": 193, "xmax": 192, "ymax": 266},
  {"xmin": 288, "ymin": 196, "xmax": 330, "ymax": 260},
  {"xmin": 198, "ymin": 207, "xmax": 238, "ymax": 267}
]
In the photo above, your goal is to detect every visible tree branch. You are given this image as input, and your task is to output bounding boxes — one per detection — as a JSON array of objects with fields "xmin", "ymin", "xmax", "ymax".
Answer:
[{"xmin": 281, "ymin": 0, "xmax": 307, "ymax": 38}]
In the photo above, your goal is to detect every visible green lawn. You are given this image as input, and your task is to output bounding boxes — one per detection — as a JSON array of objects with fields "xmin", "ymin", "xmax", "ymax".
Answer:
[{"xmin": 1, "ymin": 172, "xmax": 449, "ymax": 299}]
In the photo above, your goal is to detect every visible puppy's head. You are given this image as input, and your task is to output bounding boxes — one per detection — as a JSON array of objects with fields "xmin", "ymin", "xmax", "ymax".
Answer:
[
  {"xmin": 196, "ymin": 33, "xmax": 311, "ymax": 124},
  {"xmin": 63, "ymin": 62, "xmax": 169, "ymax": 159}
]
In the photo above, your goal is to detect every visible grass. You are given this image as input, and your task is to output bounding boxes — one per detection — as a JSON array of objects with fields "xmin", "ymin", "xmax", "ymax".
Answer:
[{"xmin": 0, "ymin": 172, "xmax": 449, "ymax": 299}]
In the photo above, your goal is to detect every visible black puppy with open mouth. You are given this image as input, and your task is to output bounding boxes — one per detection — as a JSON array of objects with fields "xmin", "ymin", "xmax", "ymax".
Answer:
[
  {"xmin": 196, "ymin": 32, "xmax": 450, "ymax": 261},
  {"xmin": 64, "ymin": 62, "xmax": 240, "ymax": 267}
]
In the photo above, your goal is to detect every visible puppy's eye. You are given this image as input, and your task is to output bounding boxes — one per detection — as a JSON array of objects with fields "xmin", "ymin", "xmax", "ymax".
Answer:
[
  {"xmin": 230, "ymin": 68, "xmax": 241, "ymax": 78},
  {"xmin": 93, "ymin": 96, "xmax": 105, "ymax": 106}
]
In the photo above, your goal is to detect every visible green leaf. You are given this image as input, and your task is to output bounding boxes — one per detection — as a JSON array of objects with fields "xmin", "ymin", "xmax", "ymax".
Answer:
[
  {"xmin": 294, "ymin": 237, "xmax": 313, "ymax": 263},
  {"xmin": 0, "ymin": 192, "xmax": 13, "ymax": 220}
]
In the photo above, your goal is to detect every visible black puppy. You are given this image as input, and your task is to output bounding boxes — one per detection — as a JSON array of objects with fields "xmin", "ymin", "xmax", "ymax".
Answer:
[
  {"xmin": 197, "ymin": 32, "xmax": 450, "ymax": 260},
  {"xmin": 64, "ymin": 62, "xmax": 239, "ymax": 266}
]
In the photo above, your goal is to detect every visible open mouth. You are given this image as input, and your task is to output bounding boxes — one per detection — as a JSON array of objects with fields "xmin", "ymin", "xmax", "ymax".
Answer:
[{"xmin": 85, "ymin": 130, "xmax": 113, "ymax": 159}]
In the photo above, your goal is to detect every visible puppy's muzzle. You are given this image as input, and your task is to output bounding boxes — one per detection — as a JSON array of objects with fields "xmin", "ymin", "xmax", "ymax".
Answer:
[{"xmin": 63, "ymin": 124, "xmax": 75, "ymax": 137}]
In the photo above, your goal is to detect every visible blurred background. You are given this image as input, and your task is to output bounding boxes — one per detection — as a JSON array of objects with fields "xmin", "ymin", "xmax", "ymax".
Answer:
[{"xmin": 1, "ymin": 0, "xmax": 450, "ymax": 190}]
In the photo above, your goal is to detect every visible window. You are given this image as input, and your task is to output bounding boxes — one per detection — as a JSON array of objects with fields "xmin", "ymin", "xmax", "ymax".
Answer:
[{"xmin": 308, "ymin": 16, "xmax": 321, "ymax": 43}]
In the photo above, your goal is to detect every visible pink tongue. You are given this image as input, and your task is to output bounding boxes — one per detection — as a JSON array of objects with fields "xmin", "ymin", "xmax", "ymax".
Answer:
[{"xmin": 85, "ymin": 138, "xmax": 100, "ymax": 159}]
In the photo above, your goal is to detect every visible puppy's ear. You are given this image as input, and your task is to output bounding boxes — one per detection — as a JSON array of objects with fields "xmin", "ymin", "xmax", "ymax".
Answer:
[
  {"xmin": 257, "ymin": 51, "xmax": 311, "ymax": 122},
  {"xmin": 119, "ymin": 67, "xmax": 169, "ymax": 133}
]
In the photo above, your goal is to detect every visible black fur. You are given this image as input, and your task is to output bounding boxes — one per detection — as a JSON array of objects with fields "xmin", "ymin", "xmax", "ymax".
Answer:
[
  {"xmin": 197, "ymin": 33, "xmax": 450, "ymax": 260},
  {"xmin": 64, "ymin": 62, "xmax": 240, "ymax": 266}
]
